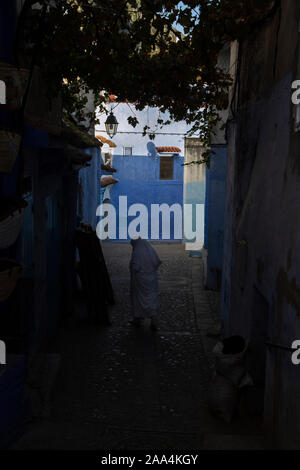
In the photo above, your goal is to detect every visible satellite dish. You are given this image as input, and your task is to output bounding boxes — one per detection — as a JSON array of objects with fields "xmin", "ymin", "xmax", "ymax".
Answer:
[{"xmin": 147, "ymin": 141, "xmax": 157, "ymax": 158}]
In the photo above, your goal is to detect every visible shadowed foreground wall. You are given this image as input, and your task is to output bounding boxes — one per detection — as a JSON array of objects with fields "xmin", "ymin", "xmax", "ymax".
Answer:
[
  {"xmin": 221, "ymin": 0, "xmax": 300, "ymax": 448},
  {"xmin": 205, "ymin": 147, "xmax": 227, "ymax": 290}
]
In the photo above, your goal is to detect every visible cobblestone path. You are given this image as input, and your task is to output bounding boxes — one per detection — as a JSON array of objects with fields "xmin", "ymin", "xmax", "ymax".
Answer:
[{"xmin": 14, "ymin": 243, "xmax": 263, "ymax": 450}]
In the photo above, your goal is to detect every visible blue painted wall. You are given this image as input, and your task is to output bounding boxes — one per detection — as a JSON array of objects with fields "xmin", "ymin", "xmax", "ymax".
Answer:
[
  {"xmin": 205, "ymin": 146, "xmax": 227, "ymax": 290},
  {"xmin": 106, "ymin": 154, "xmax": 184, "ymax": 241},
  {"xmin": 183, "ymin": 180, "xmax": 206, "ymax": 247},
  {"xmin": 78, "ymin": 147, "xmax": 101, "ymax": 229},
  {"xmin": 0, "ymin": 2, "xmax": 29, "ymax": 446},
  {"xmin": 0, "ymin": 0, "xmax": 19, "ymax": 197}
]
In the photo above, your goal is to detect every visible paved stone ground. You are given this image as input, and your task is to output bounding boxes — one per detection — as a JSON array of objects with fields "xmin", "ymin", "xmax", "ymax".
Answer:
[{"xmin": 13, "ymin": 243, "xmax": 263, "ymax": 450}]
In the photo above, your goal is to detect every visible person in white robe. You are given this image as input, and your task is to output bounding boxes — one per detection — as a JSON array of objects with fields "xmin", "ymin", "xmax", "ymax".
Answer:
[{"xmin": 129, "ymin": 238, "xmax": 162, "ymax": 330}]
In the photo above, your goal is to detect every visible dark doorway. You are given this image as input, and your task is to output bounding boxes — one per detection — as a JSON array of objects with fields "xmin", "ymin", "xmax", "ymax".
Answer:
[{"xmin": 244, "ymin": 286, "xmax": 269, "ymax": 417}]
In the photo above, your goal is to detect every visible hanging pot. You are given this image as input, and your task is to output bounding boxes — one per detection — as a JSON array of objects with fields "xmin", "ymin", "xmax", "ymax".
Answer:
[
  {"xmin": 0, "ymin": 62, "xmax": 29, "ymax": 110},
  {"xmin": 0, "ymin": 129, "xmax": 21, "ymax": 173},
  {"xmin": 101, "ymin": 163, "xmax": 117, "ymax": 173},
  {"xmin": 0, "ymin": 259, "xmax": 23, "ymax": 301},
  {"xmin": 0, "ymin": 198, "xmax": 28, "ymax": 250},
  {"xmin": 101, "ymin": 176, "xmax": 119, "ymax": 187}
]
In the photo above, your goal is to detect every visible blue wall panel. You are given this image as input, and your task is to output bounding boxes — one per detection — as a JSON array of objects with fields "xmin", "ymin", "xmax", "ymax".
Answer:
[
  {"xmin": 79, "ymin": 147, "xmax": 101, "ymax": 229},
  {"xmin": 107, "ymin": 154, "xmax": 184, "ymax": 241}
]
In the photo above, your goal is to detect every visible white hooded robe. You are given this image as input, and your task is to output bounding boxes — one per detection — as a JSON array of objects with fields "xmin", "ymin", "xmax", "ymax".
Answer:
[{"xmin": 130, "ymin": 238, "xmax": 161, "ymax": 319}]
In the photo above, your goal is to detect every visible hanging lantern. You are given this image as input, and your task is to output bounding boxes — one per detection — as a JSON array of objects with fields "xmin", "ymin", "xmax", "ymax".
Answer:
[{"xmin": 105, "ymin": 111, "xmax": 118, "ymax": 138}]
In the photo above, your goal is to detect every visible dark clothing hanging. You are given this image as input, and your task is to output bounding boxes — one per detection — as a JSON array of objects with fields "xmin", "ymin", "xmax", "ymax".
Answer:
[{"xmin": 75, "ymin": 226, "xmax": 114, "ymax": 325}]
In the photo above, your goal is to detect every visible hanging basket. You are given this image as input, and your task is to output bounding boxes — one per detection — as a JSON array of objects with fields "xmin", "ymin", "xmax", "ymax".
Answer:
[
  {"xmin": 101, "ymin": 176, "xmax": 119, "ymax": 187},
  {"xmin": 0, "ymin": 259, "xmax": 23, "ymax": 301},
  {"xmin": 0, "ymin": 129, "xmax": 21, "ymax": 173},
  {"xmin": 0, "ymin": 198, "xmax": 28, "ymax": 250},
  {"xmin": 0, "ymin": 62, "xmax": 29, "ymax": 110},
  {"xmin": 101, "ymin": 163, "xmax": 117, "ymax": 173}
]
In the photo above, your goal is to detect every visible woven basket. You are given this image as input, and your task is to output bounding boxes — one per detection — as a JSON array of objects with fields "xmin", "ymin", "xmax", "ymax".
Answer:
[
  {"xmin": 0, "ymin": 129, "xmax": 21, "ymax": 173},
  {"xmin": 0, "ymin": 198, "xmax": 28, "ymax": 250},
  {"xmin": 0, "ymin": 62, "xmax": 29, "ymax": 109},
  {"xmin": 0, "ymin": 259, "xmax": 23, "ymax": 301}
]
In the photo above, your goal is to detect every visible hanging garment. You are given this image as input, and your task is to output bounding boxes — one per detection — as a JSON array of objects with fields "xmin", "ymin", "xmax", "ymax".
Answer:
[
  {"xmin": 76, "ymin": 226, "xmax": 115, "ymax": 325},
  {"xmin": 130, "ymin": 238, "xmax": 162, "ymax": 319}
]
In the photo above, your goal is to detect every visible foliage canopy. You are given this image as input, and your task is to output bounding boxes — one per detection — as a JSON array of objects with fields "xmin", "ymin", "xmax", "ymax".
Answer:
[{"xmin": 17, "ymin": 0, "xmax": 276, "ymax": 160}]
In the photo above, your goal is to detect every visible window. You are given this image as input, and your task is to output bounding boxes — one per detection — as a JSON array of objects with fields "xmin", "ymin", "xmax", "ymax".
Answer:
[
  {"xmin": 124, "ymin": 147, "xmax": 132, "ymax": 156},
  {"xmin": 160, "ymin": 156, "xmax": 174, "ymax": 180}
]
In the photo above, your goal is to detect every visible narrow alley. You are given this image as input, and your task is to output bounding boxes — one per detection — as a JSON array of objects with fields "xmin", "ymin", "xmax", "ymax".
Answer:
[{"xmin": 13, "ymin": 244, "xmax": 263, "ymax": 450}]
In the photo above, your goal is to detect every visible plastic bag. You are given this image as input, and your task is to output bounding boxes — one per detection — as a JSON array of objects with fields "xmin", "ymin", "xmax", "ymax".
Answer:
[{"xmin": 208, "ymin": 337, "xmax": 252, "ymax": 423}]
